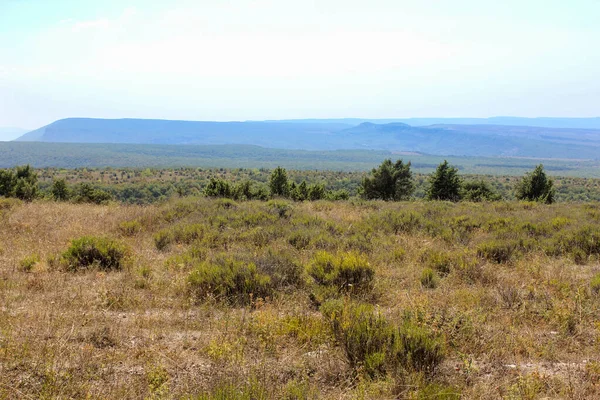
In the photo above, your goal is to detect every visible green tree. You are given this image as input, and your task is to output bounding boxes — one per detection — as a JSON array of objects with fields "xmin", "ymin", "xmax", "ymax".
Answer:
[
  {"xmin": 360, "ymin": 159, "xmax": 414, "ymax": 201},
  {"xmin": 427, "ymin": 160, "xmax": 461, "ymax": 201},
  {"xmin": 13, "ymin": 165, "xmax": 38, "ymax": 201},
  {"xmin": 515, "ymin": 164, "xmax": 555, "ymax": 204},
  {"xmin": 51, "ymin": 178, "xmax": 70, "ymax": 201},
  {"xmin": 269, "ymin": 166, "xmax": 289, "ymax": 197},
  {"xmin": 0, "ymin": 169, "xmax": 16, "ymax": 197},
  {"xmin": 461, "ymin": 180, "xmax": 501, "ymax": 202}
]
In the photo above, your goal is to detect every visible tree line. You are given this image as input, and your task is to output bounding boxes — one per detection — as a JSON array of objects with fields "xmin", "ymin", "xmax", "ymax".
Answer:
[
  {"xmin": 0, "ymin": 161, "xmax": 558, "ymax": 204},
  {"xmin": 360, "ymin": 159, "xmax": 555, "ymax": 203}
]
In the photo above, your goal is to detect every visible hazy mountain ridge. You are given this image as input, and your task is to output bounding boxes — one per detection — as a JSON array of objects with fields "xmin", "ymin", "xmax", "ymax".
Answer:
[{"xmin": 15, "ymin": 117, "xmax": 600, "ymax": 159}]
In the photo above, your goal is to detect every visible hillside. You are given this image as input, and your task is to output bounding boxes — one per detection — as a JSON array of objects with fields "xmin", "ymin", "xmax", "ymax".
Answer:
[
  {"xmin": 2, "ymin": 142, "xmax": 600, "ymax": 177},
  {"xmin": 15, "ymin": 118, "xmax": 600, "ymax": 159}
]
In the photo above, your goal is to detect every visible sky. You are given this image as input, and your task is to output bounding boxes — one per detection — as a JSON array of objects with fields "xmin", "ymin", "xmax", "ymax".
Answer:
[{"xmin": 1, "ymin": 0, "xmax": 599, "ymax": 136}]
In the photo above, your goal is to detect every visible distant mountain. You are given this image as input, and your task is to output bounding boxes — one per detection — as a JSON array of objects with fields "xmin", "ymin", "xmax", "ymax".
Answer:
[
  {"xmin": 269, "ymin": 117, "xmax": 600, "ymax": 129},
  {"xmin": 0, "ymin": 127, "xmax": 29, "ymax": 141},
  {"xmin": 15, "ymin": 117, "xmax": 600, "ymax": 159}
]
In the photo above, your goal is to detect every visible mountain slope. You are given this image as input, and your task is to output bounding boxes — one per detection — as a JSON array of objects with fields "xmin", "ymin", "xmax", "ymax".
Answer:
[{"xmin": 15, "ymin": 118, "xmax": 600, "ymax": 159}]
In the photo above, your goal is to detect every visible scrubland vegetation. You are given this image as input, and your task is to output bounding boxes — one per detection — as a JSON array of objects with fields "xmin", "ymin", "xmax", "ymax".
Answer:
[{"xmin": 1, "ymin": 190, "xmax": 600, "ymax": 398}]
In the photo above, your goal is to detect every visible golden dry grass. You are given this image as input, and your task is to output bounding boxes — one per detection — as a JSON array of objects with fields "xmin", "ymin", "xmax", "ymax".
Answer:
[{"xmin": 0, "ymin": 197, "xmax": 599, "ymax": 399}]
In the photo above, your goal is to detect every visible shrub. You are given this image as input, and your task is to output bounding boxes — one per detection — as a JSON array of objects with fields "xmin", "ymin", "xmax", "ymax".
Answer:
[
  {"xmin": 397, "ymin": 318, "xmax": 446, "ymax": 374},
  {"xmin": 421, "ymin": 250, "xmax": 452, "ymax": 276},
  {"xmin": 321, "ymin": 300, "xmax": 445, "ymax": 378},
  {"xmin": 420, "ymin": 268, "xmax": 439, "ymax": 289},
  {"xmin": 19, "ymin": 254, "xmax": 39, "ymax": 272},
  {"xmin": 154, "ymin": 230, "xmax": 174, "ymax": 251},
  {"xmin": 61, "ymin": 236, "xmax": 128, "ymax": 271},
  {"xmin": 119, "ymin": 220, "xmax": 142, "ymax": 236},
  {"xmin": 267, "ymin": 200, "xmax": 292, "ymax": 218},
  {"xmin": 591, "ymin": 274, "xmax": 600, "ymax": 295},
  {"xmin": 477, "ymin": 240, "xmax": 517, "ymax": 263},
  {"xmin": 188, "ymin": 258, "xmax": 272, "ymax": 305},
  {"xmin": 254, "ymin": 250, "xmax": 304, "ymax": 289},
  {"xmin": 307, "ymin": 251, "xmax": 374, "ymax": 294},
  {"xmin": 288, "ymin": 230, "xmax": 312, "ymax": 250},
  {"xmin": 461, "ymin": 180, "xmax": 501, "ymax": 202},
  {"xmin": 196, "ymin": 379, "xmax": 269, "ymax": 400},
  {"xmin": 321, "ymin": 300, "xmax": 396, "ymax": 378},
  {"xmin": 74, "ymin": 183, "xmax": 112, "ymax": 204}
]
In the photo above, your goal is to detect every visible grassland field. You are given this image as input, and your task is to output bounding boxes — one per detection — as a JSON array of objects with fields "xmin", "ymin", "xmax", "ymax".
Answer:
[{"xmin": 1, "ymin": 195, "xmax": 600, "ymax": 399}]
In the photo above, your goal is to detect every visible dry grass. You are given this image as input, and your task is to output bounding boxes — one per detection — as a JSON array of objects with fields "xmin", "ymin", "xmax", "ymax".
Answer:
[{"xmin": 1, "ymin": 197, "xmax": 599, "ymax": 398}]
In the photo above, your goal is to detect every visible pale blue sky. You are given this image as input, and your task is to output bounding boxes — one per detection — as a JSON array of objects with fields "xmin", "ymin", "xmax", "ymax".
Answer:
[{"xmin": 1, "ymin": 0, "xmax": 599, "ymax": 131}]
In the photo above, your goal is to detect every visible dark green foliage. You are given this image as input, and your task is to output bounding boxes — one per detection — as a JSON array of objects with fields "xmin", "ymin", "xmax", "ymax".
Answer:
[
  {"xmin": 61, "ymin": 236, "xmax": 129, "ymax": 271},
  {"xmin": 51, "ymin": 178, "xmax": 70, "ymax": 200},
  {"xmin": 204, "ymin": 177, "xmax": 232, "ymax": 198},
  {"xmin": 74, "ymin": 183, "xmax": 112, "ymax": 204},
  {"xmin": 187, "ymin": 258, "xmax": 273, "ymax": 305},
  {"xmin": 269, "ymin": 166, "xmax": 289, "ymax": 197},
  {"xmin": 461, "ymin": 180, "xmax": 501, "ymax": 202},
  {"xmin": 427, "ymin": 161, "xmax": 461, "ymax": 201},
  {"xmin": 307, "ymin": 251, "xmax": 374, "ymax": 294},
  {"xmin": 515, "ymin": 164, "xmax": 555, "ymax": 204},
  {"xmin": 360, "ymin": 159, "xmax": 414, "ymax": 201},
  {"xmin": 0, "ymin": 165, "xmax": 38, "ymax": 201}
]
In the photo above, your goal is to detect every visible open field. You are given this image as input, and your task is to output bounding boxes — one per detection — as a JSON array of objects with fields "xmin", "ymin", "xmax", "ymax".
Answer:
[
  {"xmin": 1, "ymin": 197, "xmax": 599, "ymax": 398},
  {"xmin": 1, "ymin": 142, "xmax": 599, "ymax": 177}
]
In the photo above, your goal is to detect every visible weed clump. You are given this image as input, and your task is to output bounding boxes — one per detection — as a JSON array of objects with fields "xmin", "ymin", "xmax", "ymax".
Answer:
[
  {"xmin": 61, "ymin": 236, "xmax": 129, "ymax": 271},
  {"xmin": 188, "ymin": 258, "xmax": 272, "ymax": 305},
  {"xmin": 119, "ymin": 220, "xmax": 142, "ymax": 236},
  {"xmin": 19, "ymin": 254, "xmax": 39, "ymax": 272},
  {"xmin": 307, "ymin": 251, "xmax": 374, "ymax": 295},
  {"xmin": 477, "ymin": 239, "xmax": 518, "ymax": 263},
  {"xmin": 420, "ymin": 268, "xmax": 439, "ymax": 289}
]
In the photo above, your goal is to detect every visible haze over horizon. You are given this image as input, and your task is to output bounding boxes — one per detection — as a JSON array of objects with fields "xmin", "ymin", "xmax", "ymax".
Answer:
[{"xmin": 1, "ymin": 0, "xmax": 599, "ymax": 131}]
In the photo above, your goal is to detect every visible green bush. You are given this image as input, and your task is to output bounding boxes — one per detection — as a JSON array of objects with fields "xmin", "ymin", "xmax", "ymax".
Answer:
[
  {"xmin": 420, "ymin": 268, "xmax": 439, "ymax": 289},
  {"xmin": 307, "ymin": 251, "xmax": 374, "ymax": 294},
  {"xmin": 397, "ymin": 319, "xmax": 445, "ymax": 374},
  {"xmin": 321, "ymin": 300, "xmax": 396, "ymax": 378},
  {"xmin": 288, "ymin": 230, "xmax": 312, "ymax": 250},
  {"xmin": 154, "ymin": 229, "xmax": 174, "ymax": 251},
  {"xmin": 61, "ymin": 236, "xmax": 129, "ymax": 271},
  {"xmin": 119, "ymin": 220, "xmax": 142, "ymax": 236},
  {"xmin": 188, "ymin": 258, "xmax": 272, "ymax": 305},
  {"xmin": 321, "ymin": 300, "xmax": 445, "ymax": 378},
  {"xmin": 477, "ymin": 239, "xmax": 517, "ymax": 263},
  {"xmin": 421, "ymin": 250, "xmax": 452, "ymax": 276},
  {"xmin": 19, "ymin": 254, "xmax": 39, "ymax": 272}
]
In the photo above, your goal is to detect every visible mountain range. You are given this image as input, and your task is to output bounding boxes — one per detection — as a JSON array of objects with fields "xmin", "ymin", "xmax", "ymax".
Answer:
[{"xmin": 15, "ymin": 117, "xmax": 600, "ymax": 159}]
